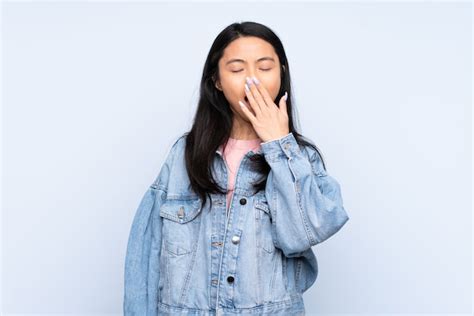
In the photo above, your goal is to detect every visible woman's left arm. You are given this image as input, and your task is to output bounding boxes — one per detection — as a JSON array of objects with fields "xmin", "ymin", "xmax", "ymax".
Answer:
[{"xmin": 260, "ymin": 132, "xmax": 350, "ymax": 258}]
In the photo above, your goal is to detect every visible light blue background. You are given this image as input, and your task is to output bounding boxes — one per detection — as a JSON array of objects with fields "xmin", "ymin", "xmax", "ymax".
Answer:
[{"xmin": 1, "ymin": 1, "xmax": 472, "ymax": 315}]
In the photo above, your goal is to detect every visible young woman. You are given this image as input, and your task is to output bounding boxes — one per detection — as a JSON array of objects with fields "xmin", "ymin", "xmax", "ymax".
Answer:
[{"xmin": 124, "ymin": 21, "xmax": 350, "ymax": 315}]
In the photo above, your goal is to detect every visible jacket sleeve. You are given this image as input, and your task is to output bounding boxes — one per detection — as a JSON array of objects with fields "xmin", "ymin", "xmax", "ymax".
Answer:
[
  {"xmin": 260, "ymin": 132, "xmax": 350, "ymax": 258},
  {"xmin": 123, "ymin": 137, "xmax": 180, "ymax": 315}
]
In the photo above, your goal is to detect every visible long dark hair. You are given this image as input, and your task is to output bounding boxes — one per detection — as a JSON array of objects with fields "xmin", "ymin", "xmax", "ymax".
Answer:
[{"xmin": 181, "ymin": 21, "xmax": 326, "ymax": 210}]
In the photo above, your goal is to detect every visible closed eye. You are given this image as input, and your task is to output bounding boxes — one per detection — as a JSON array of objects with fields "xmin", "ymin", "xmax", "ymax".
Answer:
[{"xmin": 231, "ymin": 69, "xmax": 272, "ymax": 73}]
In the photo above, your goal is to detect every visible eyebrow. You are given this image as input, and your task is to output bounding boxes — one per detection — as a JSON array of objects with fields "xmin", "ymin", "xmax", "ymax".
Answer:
[{"xmin": 225, "ymin": 56, "xmax": 275, "ymax": 65}]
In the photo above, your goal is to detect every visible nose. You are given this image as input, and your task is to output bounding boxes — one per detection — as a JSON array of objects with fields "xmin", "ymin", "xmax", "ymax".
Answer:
[{"xmin": 245, "ymin": 75, "xmax": 257, "ymax": 84}]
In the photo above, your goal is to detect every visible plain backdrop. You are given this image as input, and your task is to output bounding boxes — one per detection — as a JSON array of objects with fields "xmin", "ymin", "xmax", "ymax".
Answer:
[{"xmin": 1, "ymin": 1, "xmax": 472, "ymax": 315}]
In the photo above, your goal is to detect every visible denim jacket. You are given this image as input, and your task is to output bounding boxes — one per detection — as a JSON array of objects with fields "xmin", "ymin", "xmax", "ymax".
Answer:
[{"xmin": 123, "ymin": 132, "xmax": 350, "ymax": 315}]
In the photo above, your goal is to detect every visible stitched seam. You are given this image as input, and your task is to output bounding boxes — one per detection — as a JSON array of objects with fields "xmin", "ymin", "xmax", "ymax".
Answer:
[{"xmin": 287, "ymin": 157, "xmax": 315, "ymax": 247}]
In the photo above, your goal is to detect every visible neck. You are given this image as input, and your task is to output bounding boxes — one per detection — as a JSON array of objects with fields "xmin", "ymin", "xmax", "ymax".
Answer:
[{"xmin": 230, "ymin": 115, "xmax": 260, "ymax": 140}]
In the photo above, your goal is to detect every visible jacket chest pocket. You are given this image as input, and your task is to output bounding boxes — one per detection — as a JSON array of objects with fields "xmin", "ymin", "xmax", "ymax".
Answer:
[
  {"xmin": 159, "ymin": 198, "xmax": 202, "ymax": 256},
  {"xmin": 254, "ymin": 198, "xmax": 275, "ymax": 254}
]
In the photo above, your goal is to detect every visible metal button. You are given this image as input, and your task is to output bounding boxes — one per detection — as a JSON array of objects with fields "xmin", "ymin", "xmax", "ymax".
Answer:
[
  {"xmin": 231, "ymin": 235, "xmax": 240, "ymax": 244},
  {"xmin": 227, "ymin": 276, "xmax": 234, "ymax": 283},
  {"xmin": 239, "ymin": 198, "xmax": 246, "ymax": 205},
  {"xmin": 177, "ymin": 206, "xmax": 184, "ymax": 218}
]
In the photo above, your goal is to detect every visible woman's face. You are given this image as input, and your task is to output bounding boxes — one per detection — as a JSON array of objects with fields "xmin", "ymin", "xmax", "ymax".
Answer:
[{"xmin": 215, "ymin": 36, "xmax": 282, "ymax": 119}]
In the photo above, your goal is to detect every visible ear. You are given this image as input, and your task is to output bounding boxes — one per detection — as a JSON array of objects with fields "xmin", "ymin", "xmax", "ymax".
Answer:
[{"xmin": 213, "ymin": 75, "xmax": 222, "ymax": 91}]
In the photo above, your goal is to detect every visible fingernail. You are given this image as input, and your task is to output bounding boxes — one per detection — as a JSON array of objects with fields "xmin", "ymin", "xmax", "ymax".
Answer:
[
  {"xmin": 239, "ymin": 100, "xmax": 246, "ymax": 107},
  {"xmin": 245, "ymin": 77, "xmax": 253, "ymax": 85},
  {"xmin": 252, "ymin": 76, "xmax": 260, "ymax": 85},
  {"xmin": 245, "ymin": 83, "xmax": 250, "ymax": 92},
  {"xmin": 284, "ymin": 91, "xmax": 288, "ymax": 101}
]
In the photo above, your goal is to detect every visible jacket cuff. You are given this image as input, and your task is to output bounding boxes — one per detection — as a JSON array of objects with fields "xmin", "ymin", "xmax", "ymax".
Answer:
[{"xmin": 259, "ymin": 132, "xmax": 299, "ymax": 160}]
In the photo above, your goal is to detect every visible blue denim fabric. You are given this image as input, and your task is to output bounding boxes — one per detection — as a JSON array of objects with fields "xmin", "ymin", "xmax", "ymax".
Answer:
[{"xmin": 123, "ymin": 132, "xmax": 349, "ymax": 315}]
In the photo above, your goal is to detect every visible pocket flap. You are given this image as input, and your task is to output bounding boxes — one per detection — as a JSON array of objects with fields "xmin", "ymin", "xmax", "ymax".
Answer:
[
  {"xmin": 160, "ymin": 198, "xmax": 202, "ymax": 223},
  {"xmin": 255, "ymin": 201, "xmax": 271, "ymax": 214}
]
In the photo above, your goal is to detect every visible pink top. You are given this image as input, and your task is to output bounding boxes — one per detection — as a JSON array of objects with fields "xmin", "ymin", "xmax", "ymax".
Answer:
[{"xmin": 221, "ymin": 137, "xmax": 261, "ymax": 212}]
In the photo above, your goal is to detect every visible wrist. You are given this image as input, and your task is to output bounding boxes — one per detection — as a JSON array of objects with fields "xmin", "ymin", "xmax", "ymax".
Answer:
[{"xmin": 261, "ymin": 132, "xmax": 291, "ymax": 144}]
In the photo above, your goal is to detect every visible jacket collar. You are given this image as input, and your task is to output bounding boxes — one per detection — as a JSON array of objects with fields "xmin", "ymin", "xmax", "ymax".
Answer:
[{"xmin": 215, "ymin": 144, "xmax": 263, "ymax": 156}]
